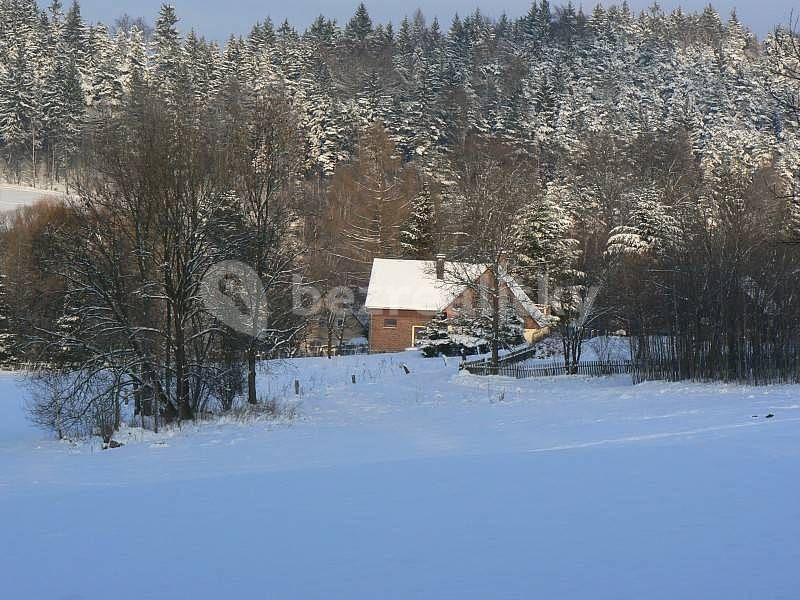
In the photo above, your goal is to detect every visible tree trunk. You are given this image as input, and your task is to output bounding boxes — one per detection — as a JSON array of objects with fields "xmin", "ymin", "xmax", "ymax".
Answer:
[
  {"xmin": 31, "ymin": 125, "xmax": 36, "ymax": 188},
  {"xmin": 174, "ymin": 326, "xmax": 192, "ymax": 420},
  {"xmin": 247, "ymin": 344, "xmax": 257, "ymax": 405},
  {"xmin": 490, "ymin": 268, "xmax": 500, "ymax": 374},
  {"xmin": 113, "ymin": 377, "xmax": 121, "ymax": 431},
  {"xmin": 326, "ymin": 318, "xmax": 333, "ymax": 359},
  {"xmin": 165, "ymin": 303, "xmax": 172, "ymax": 416}
]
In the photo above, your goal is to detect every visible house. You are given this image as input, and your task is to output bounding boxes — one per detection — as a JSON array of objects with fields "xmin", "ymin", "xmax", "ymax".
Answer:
[
  {"xmin": 364, "ymin": 256, "xmax": 550, "ymax": 353},
  {"xmin": 301, "ymin": 286, "xmax": 369, "ymax": 356}
]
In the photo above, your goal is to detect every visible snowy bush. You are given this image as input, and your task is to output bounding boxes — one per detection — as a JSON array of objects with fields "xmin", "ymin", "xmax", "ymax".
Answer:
[
  {"xmin": 415, "ymin": 313, "xmax": 487, "ymax": 358},
  {"xmin": 227, "ymin": 396, "xmax": 301, "ymax": 423},
  {"xmin": 528, "ymin": 335, "xmax": 563, "ymax": 360},
  {"xmin": 26, "ymin": 368, "xmax": 122, "ymax": 442},
  {"xmin": 416, "ymin": 311, "xmax": 525, "ymax": 358}
]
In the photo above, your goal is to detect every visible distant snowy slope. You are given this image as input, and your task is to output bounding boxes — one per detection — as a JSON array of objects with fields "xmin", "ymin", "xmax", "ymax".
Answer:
[{"xmin": 0, "ymin": 185, "xmax": 65, "ymax": 212}]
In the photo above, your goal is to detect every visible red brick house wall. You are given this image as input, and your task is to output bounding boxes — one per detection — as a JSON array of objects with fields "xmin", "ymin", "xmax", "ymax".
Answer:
[{"xmin": 368, "ymin": 309, "xmax": 437, "ymax": 353}]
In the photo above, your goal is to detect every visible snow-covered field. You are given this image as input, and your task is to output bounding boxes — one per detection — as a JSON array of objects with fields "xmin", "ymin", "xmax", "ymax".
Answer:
[
  {"xmin": 2, "ymin": 351, "xmax": 799, "ymax": 599},
  {"xmin": 0, "ymin": 184, "xmax": 64, "ymax": 212}
]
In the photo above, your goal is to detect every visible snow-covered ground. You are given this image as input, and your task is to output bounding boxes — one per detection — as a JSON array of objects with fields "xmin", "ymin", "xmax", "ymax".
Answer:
[
  {"xmin": 0, "ymin": 184, "xmax": 65, "ymax": 212},
  {"xmin": 1, "ymin": 352, "xmax": 799, "ymax": 599}
]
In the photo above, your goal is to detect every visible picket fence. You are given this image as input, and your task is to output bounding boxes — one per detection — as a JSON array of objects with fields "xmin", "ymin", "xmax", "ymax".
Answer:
[{"xmin": 462, "ymin": 358, "xmax": 632, "ymax": 379}]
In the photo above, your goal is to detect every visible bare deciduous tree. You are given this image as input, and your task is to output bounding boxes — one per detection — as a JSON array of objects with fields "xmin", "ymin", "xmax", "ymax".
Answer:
[
  {"xmin": 224, "ymin": 84, "xmax": 307, "ymax": 404},
  {"xmin": 445, "ymin": 138, "xmax": 538, "ymax": 371}
]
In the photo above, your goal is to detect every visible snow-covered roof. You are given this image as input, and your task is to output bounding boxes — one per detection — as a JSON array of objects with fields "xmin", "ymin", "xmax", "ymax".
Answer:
[
  {"xmin": 365, "ymin": 259, "xmax": 548, "ymax": 327},
  {"xmin": 365, "ymin": 258, "xmax": 476, "ymax": 313}
]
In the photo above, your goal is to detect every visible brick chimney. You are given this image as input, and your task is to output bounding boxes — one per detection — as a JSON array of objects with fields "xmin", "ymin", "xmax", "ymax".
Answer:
[
  {"xmin": 435, "ymin": 254, "xmax": 446, "ymax": 280},
  {"xmin": 498, "ymin": 252, "xmax": 509, "ymax": 270}
]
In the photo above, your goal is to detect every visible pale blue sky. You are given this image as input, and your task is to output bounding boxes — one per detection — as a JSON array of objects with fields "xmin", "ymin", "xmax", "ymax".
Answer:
[{"xmin": 73, "ymin": 1, "xmax": 795, "ymax": 40}]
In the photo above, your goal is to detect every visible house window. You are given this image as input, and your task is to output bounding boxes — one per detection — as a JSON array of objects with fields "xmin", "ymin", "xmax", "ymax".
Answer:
[
  {"xmin": 383, "ymin": 318, "xmax": 398, "ymax": 329},
  {"xmin": 412, "ymin": 326, "xmax": 425, "ymax": 345}
]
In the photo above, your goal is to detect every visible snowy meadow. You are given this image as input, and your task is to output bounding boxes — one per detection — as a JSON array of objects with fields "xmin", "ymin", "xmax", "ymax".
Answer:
[{"xmin": 2, "ymin": 351, "xmax": 799, "ymax": 599}]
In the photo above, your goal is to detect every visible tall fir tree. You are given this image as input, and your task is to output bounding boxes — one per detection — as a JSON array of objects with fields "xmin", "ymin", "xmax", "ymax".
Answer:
[
  {"xmin": 63, "ymin": 0, "xmax": 87, "ymax": 57},
  {"xmin": 0, "ymin": 46, "xmax": 40, "ymax": 182},
  {"xmin": 41, "ymin": 53, "xmax": 84, "ymax": 178},
  {"xmin": 400, "ymin": 181, "xmax": 438, "ymax": 258},
  {"xmin": 152, "ymin": 3, "xmax": 184, "ymax": 100},
  {"xmin": 345, "ymin": 3, "xmax": 373, "ymax": 43}
]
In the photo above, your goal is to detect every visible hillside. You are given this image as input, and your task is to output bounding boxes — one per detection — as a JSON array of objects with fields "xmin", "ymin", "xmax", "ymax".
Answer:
[{"xmin": 0, "ymin": 2, "xmax": 797, "ymax": 181}]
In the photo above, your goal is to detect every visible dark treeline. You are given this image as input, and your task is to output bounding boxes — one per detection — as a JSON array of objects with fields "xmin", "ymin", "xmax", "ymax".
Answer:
[{"xmin": 0, "ymin": 1, "xmax": 800, "ymax": 439}]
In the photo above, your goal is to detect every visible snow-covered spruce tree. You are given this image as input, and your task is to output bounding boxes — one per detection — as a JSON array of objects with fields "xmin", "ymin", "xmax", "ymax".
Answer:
[
  {"xmin": 41, "ymin": 52, "xmax": 84, "ymax": 182},
  {"xmin": 183, "ymin": 30, "xmax": 220, "ymax": 107},
  {"xmin": 511, "ymin": 184, "xmax": 577, "ymax": 288},
  {"xmin": 417, "ymin": 305, "xmax": 524, "ymax": 359},
  {"xmin": 495, "ymin": 305, "xmax": 525, "ymax": 348},
  {"xmin": 606, "ymin": 185, "xmax": 682, "ymax": 259},
  {"xmin": 416, "ymin": 312, "xmax": 453, "ymax": 357},
  {"xmin": 46, "ymin": 0, "xmax": 65, "ymax": 42},
  {"xmin": 393, "ymin": 38, "xmax": 447, "ymax": 161},
  {"xmin": 605, "ymin": 184, "xmax": 685, "ymax": 335},
  {"xmin": 345, "ymin": 3, "xmax": 374, "ymax": 45},
  {"xmin": 535, "ymin": 175, "xmax": 610, "ymax": 373},
  {"xmin": 0, "ymin": 46, "xmax": 40, "ymax": 183},
  {"xmin": 62, "ymin": 0, "xmax": 88, "ymax": 58},
  {"xmin": 151, "ymin": 3, "xmax": 184, "ymax": 102},
  {"xmin": 87, "ymin": 25, "xmax": 124, "ymax": 113},
  {"xmin": 122, "ymin": 26, "xmax": 149, "ymax": 95},
  {"xmin": 450, "ymin": 306, "xmax": 524, "ymax": 354},
  {"xmin": 52, "ymin": 297, "xmax": 86, "ymax": 367},
  {"xmin": 400, "ymin": 181, "xmax": 437, "ymax": 258}
]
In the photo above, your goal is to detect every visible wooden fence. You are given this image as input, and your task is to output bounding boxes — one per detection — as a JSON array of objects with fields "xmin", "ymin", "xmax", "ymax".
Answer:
[
  {"xmin": 630, "ymin": 335, "xmax": 800, "ymax": 385},
  {"xmin": 463, "ymin": 359, "xmax": 632, "ymax": 379},
  {"xmin": 460, "ymin": 333, "xmax": 800, "ymax": 385},
  {"xmin": 461, "ymin": 336, "xmax": 632, "ymax": 380}
]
